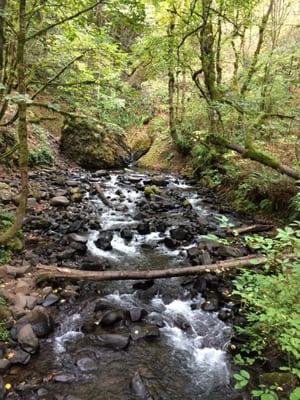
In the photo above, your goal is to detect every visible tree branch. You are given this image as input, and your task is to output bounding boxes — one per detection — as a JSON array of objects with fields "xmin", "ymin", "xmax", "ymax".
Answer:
[{"xmin": 26, "ymin": 0, "xmax": 105, "ymax": 42}]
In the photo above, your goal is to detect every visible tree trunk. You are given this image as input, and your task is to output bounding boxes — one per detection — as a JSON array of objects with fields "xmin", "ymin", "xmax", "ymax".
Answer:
[
  {"xmin": 241, "ymin": 0, "xmax": 275, "ymax": 95},
  {"xmin": 36, "ymin": 255, "xmax": 267, "ymax": 283},
  {"xmin": 0, "ymin": 0, "xmax": 6, "ymax": 73},
  {"xmin": 167, "ymin": 12, "xmax": 177, "ymax": 142},
  {"xmin": 210, "ymin": 135, "xmax": 300, "ymax": 180},
  {"xmin": 0, "ymin": 0, "xmax": 28, "ymax": 246}
]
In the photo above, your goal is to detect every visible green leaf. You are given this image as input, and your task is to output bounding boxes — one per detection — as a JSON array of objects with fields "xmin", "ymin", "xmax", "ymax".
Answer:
[
  {"xmin": 290, "ymin": 387, "xmax": 300, "ymax": 400},
  {"xmin": 261, "ymin": 393, "xmax": 278, "ymax": 400}
]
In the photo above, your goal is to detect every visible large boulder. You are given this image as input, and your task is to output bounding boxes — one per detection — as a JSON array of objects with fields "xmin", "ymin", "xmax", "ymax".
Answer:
[{"xmin": 60, "ymin": 118, "xmax": 130, "ymax": 170}]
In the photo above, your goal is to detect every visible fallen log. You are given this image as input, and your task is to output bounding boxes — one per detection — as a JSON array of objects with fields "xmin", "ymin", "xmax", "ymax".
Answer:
[
  {"xmin": 227, "ymin": 224, "xmax": 274, "ymax": 236},
  {"xmin": 36, "ymin": 255, "xmax": 267, "ymax": 283},
  {"xmin": 94, "ymin": 182, "xmax": 113, "ymax": 208}
]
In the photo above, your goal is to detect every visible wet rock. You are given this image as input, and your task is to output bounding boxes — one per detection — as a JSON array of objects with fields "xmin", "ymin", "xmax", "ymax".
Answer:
[
  {"xmin": 57, "ymin": 248, "xmax": 77, "ymax": 261},
  {"xmin": 218, "ymin": 308, "xmax": 232, "ymax": 321},
  {"xmin": 163, "ymin": 237, "xmax": 177, "ymax": 249},
  {"xmin": 132, "ymin": 280, "xmax": 154, "ymax": 291},
  {"xmin": 50, "ymin": 196, "xmax": 70, "ymax": 207},
  {"xmin": 130, "ymin": 324, "xmax": 160, "ymax": 341},
  {"xmin": 0, "ymin": 377, "xmax": 4, "ymax": 400},
  {"xmin": 80, "ymin": 256, "xmax": 108, "ymax": 271},
  {"xmin": 68, "ymin": 233, "xmax": 88, "ymax": 243},
  {"xmin": 17, "ymin": 324, "xmax": 39, "ymax": 354},
  {"xmin": 129, "ymin": 308, "xmax": 147, "ymax": 322},
  {"xmin": 26, "ymin": 309, "xmax": 54, "ymax": 338},
  {"xmin": 43, "ymin": 293, "xmax": 59, "ymax": 307},
  {"xmin": 131, "ymin": 371, "xmax": 153, "ymax": 400},
  {"xmin": 187, "ymin": 246, "xmax": 200, "ymax": 259},
  {"xmin": 64, "ymin": 396, "xmax": 82, "ymax": 400},
  {"xmin": 120, "ymin": 229, "xmax": 134, "ymax": 241},
  {"xmin": 94, "ymin": 300, "xmax": 110, "ymax": 313},
  {"xmin": 76, "ymin": 357, "xmax": 97, "ymax": 372},
  {"xmin": 0, "ymin": 358, "xmax": 10, "ymax": 373},
  {"xmin": 152, "ymin": 221, "xmax": 167, "ymax": 233},
  {"xmin": 201, "ymin": 297, "xmax": 219, "ymax": 312},
  {"xmin": 70, "ymin": 241, "xmax": 87, "ymax": 254},
  {"xmin": 149, "ymin": 176, "xmax": 167, "ymax": 186},
  {"xmin": 170, "ymin": 227, "xmax": 190, "ymax": 241},
  {"xmin": 37, "ymin": 388, "xmax": 48, "ymax": 397},
  {"xmin": 137, "ymin": 222, "xmax": 150, "ymax": 235},
  {"xmin": 100, "ymin": 310, "xmax": 124, "ymax": 327},
  {"xmin": 81, "ymin": 319, "xmax": 96, "ymax": 334},
  {"xmin": 9, "ymin": 349, "xmax": 31, "ymax": 365},
  {"xmin": 53, "ymin": 374, "xmax": 76, "ymax": 383},
  {"xmin": 95, "ymin": 231, "xmax": 113, "ymax": 251},
  {"xmin": 218, "ymin": 245, "xmax": 244, "ymax": 259},
  {"xmin": 97, "ymin": 334, "xmax": 129, "ymax": 350}
]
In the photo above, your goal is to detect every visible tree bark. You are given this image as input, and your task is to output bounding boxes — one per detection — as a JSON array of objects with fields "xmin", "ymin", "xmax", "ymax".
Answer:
[
  {"xmin": 0, "ymin": 0, "xmax": 6, "ymax": 73},
  {"xmin": 36, "ymin": 255, "xmax": 267, "ymax": 283},
  {"xmin": 168, "ymin": 12, "xmax": 177, "ymax": 142},
  {"xmin": 0, "ymin": 0, "xmax": 28, "ymax": 246},
  {"xmin": 210, "ymin": 135, "xmax": 300, "ymax": 180}
]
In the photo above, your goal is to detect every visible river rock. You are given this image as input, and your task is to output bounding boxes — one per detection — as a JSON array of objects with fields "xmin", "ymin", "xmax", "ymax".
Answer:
[
  {"xmin": 260, "ymin": 372, "xmax": 298, "ymax": 392},
  {"xmin": 131, "ymin": 371, "xmax": 153, "ymax": 400},
  {"xmin": 95, "ymin": 231, "xmax": 113, "ymax": 251},
  {"xmin": 164, "ymin": 237, "xmax": 177, "ymax": 249},
  {"xmin": 120, "ymin": 229, "xmax": 134, "ymax": 241},
  {"xmin": 43, "ymin": 294, "xmax": 59, "ymax": 307},
  {"xmin": 97, "ymin": 334, "xmax": 129, "ymax": 350},
  {"xmin": 26, "ymin": 309, "xmax": 54, "ymax": 337},
  {"xmin": 129, "ymin": 307, "xmax": 147, "ymax": 322},
  {"xmin": 130, "ymin": 324, "xmax": 160, "ymax": 341},
  {"xmin": 170, "ymin": 227, "xmax": 190, "ymax": 241},
  {"xmin": 0, "ymin": 358, "xmax": 10, "ymax": 373},
  {"xmin": 17, "ymin": 324, "xmax": 39, "ymax": 354},
  {"xmin": 100, "ymin": 310, "xmax": 124, "ymax": 327},
  {"xmin": 50, "ymin": 196, "xmax": 70, "ymax": 207},
  {"xmin": 81, "ymin": 319, "xmax": 96, "ymax": 334},
  {"xmin": 149, "ymin": 176, "xmax": 167, "ymax": 186},
  {"xmin": 217, "ymin": 245, "xmax": 244, "ymax": 258},
  {"xmin": 9, "ymin": 348, "xmax": 31, "ymax": 365},
  {"xmin": 76, "ymin": 357, "xmax": 97, "ymax": 372},
  {"xmin": 68, "ymin": 233, "xmax": 88, "ymax": 243},
  {"xmin": 137, "ymin": 222, "xmax": 150, "ymax": 235},
  {"xmin": 201, "ymin": 297, "xmax": 219, "ymax": 312},
  {"xmin": 0, "ymin": 377, "xmax": 4, "ymax": 400},
  {"xmin": 53, "ymin": 374, "xmax": 76, "ymax": 383},
  {"xmin": 57, "ymin": 248, "xmax": 76, "ymax": 260}
]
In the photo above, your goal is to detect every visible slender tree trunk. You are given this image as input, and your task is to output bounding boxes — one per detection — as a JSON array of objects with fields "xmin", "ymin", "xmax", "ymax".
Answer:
[
  {"xmin": 168, "ymin": 12, "xmax": 177, "ymax": 142},
  {"xmin": 0, "ymin": 0, "xmax": 28, "ymax": 246},
  {"xmin": 0, "ymin": 0, "xmax": 6, "ymax": 73},
  {"xmin": 216, "ymin": 15, "xmax": 222, "ymax": 85},
  {"xmin": 241, "ymin": 0, "xmax": 275, "ymax": 95}
]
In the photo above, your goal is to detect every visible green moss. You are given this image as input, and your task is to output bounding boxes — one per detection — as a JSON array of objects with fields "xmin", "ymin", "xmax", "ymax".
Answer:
[
  {"xmin": 144, "ymin": 185, "xmax": 160, "ymax": 196},
  {"xmin": 243, "ymin": 149, "xmax": 280, "ymax": 169}
]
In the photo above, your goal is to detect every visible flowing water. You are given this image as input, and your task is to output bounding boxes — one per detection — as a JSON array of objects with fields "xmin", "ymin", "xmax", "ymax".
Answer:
[{"xmin": 13, "ymin": 169, "xmax": 245, "ymax": 400}]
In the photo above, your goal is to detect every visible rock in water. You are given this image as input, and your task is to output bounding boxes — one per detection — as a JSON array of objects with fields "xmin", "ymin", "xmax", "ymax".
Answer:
[
  {"xmin": 131, "ymin": 371, "xmax": 153, "ymax": 400},
  {"xmin": 97, "ymin": 334, "xmax": 129, "ymax": 350},
  {"xmin": 100, "ymin": 310, "xmax": 124, "ymax": 327},
  {"xmin": 60, "ymin": 118, "xmax": 130, "ymax": 170}
]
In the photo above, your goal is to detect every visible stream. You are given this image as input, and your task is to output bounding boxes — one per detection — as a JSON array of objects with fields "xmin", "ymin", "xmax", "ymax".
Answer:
[{"xmin": 6, "ymin": 168, "xmax": 252, "ymax": 400}]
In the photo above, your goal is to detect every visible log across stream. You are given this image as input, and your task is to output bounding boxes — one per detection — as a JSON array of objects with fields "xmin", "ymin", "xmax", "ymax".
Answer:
[{"xmin": 6, "ymin": 168, "xmax": 263, "ymax": 400}]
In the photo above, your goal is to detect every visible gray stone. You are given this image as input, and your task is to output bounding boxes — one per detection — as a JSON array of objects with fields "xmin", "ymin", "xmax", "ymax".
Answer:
[
  {"xmin": 43, "ymin": 294, "xmax": 59, "ymax": 307},
  {"xmin": 50, "ymin": 196, "xmax": 70, "ymax": 207},
  {"xmin": 17, "ymin": 323, "xmax": 39, "ymax": 354},
  {"xmin": 97, "ymin": 334, "xmax": 129, "ymax": 350},
  {"xmin": 0, "ymin": 359, "xmax": 10, "ymax": 373},
  {"xmin": 76, "ymin": 357, "xmax": 97, "ymax": 372}
]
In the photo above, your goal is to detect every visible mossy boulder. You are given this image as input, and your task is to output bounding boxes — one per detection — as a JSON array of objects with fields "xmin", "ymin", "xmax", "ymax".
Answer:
[{"xmin": 60, "ymin": 118, "xmax": 130, "ymax": 170}]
